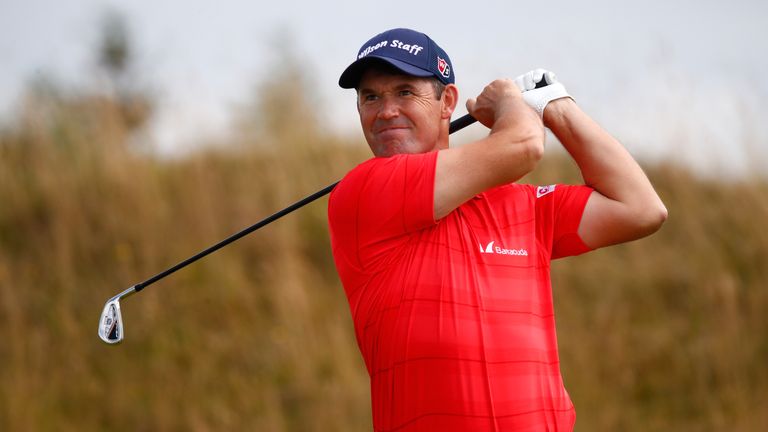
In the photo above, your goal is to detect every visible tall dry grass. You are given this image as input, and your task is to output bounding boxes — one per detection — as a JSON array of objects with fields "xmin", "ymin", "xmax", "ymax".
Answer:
[{"xmin": 0, "ymin": 77, "xmax": 766, "ymax": 431}]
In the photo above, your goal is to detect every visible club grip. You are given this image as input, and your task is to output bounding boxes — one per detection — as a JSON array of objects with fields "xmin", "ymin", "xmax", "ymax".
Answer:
[{"xmin": 449, "ymin": 114, "xmax": 477, "ymax": 134}]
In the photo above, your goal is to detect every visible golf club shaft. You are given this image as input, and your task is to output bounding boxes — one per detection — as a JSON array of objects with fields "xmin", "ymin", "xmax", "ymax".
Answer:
[{"xmin": 134, "ymin": 113, "xmax": 477, "ymax": 293}]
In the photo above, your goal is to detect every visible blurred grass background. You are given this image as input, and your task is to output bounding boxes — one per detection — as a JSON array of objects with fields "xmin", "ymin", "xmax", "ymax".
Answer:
[{"xmin": 1, "ymin": 16, "xmax": 768, "ymax": 432}]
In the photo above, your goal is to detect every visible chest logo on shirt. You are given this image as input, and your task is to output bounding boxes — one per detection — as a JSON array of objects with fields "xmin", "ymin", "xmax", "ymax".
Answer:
[{"xmin": 479, "ymin": 241, "xmax": 528, "ymax": 256}]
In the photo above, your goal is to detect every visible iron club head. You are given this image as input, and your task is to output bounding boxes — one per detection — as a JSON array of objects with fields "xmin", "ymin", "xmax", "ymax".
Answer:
[{"xmin": 98, "ymin": 286, "xmax": 137, "ymax": 344}]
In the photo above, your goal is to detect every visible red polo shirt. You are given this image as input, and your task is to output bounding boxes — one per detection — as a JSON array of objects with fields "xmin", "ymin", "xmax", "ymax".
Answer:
[{"xmin": 328, "ymin": 151, "xmax": 593, "ymax": 431}]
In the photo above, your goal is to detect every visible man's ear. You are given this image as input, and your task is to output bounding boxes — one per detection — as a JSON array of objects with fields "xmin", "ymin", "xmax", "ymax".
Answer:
[{"xmin": 441, "ymin": 84, "xmax": 459, "ymax": 120}]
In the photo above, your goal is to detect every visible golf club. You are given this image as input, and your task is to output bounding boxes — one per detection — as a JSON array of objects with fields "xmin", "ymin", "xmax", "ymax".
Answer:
[{"xmin": 98, "ymin": 113, "xmax": 478, "ymax": 344}]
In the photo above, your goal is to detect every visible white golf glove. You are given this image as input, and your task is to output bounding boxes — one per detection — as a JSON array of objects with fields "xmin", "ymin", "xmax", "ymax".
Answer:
[{"xmin": 513, "ymin": 69, "xmax": 572, "ymax": 117}]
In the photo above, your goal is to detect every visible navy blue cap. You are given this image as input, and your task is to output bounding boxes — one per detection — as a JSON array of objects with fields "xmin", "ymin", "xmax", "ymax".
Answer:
[{"xmin": 338, "ymin": 28, "xmax": 455, "ymax": 89}]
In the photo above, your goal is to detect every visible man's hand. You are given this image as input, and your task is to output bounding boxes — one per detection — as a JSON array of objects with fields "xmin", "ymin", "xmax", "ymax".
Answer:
[
  {"xmin": 513, "ymin": 69, "xmax": 572, "ymax": 117},
  {"xmin": 465, "ymin": 79, "xmax": 524, "ymax": 129},
  {"xmin": 433, "ymin": 79, "xmax": 544, "ymax": 219}
]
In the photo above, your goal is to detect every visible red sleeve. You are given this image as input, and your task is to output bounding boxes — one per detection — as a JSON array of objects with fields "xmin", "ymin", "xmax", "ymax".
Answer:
[
  {"xmin": 535, "ymin": 184, "xmax": 594, "ymax": 259},
  {"xmin": 328, "ymin": 152, "xmax": 437, "ymax": 271},
  {"xmin": 551, "ymin": 184, "xmax": 594, "ymax": 259}
]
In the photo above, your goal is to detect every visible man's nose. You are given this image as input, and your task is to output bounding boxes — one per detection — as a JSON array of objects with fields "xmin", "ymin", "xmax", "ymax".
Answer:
[{"xmin": 377, "ymin": 96, "xmax": 400, "ymax": 119}]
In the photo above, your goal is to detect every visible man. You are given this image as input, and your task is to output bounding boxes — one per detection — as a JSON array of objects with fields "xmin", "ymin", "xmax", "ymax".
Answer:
[{"xmin": 328, "ymin": 28, "xmax": 667, "ymax": 431}]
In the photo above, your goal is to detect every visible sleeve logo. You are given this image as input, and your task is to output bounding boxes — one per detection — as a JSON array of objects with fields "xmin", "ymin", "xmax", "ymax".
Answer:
[{"xmin": 536, "ymin": 184, "xmax": 556, "ymax": 198}]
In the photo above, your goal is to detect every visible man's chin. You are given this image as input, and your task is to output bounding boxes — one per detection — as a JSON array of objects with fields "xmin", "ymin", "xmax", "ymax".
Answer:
[
  {"xmin": 369, "ymin": 136, "xmax": 412, "ymax": 158},
  {"xmin": 375, "ymin": 128, "xmax": 412, "ymax": 143}
]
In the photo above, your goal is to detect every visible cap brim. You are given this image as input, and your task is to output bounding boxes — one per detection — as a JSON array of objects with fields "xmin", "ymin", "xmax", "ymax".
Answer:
[{"xmin": 338, "ymin": 56, "xmax": 433, "ymax": 89}]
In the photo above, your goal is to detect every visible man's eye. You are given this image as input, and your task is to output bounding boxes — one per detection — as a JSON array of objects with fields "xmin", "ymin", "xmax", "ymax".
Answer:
[
  {"xmin": 399, "ymin": 90, "xmax": 413, "ymax": 96},
  {"xmin": 363, "ymin": 94, "xmax": 378, "ymax": 102}
]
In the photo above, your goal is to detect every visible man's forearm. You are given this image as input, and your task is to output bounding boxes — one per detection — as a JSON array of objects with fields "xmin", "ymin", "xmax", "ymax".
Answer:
[{"xmin": 544, "ymin": 98, "xmax": 667, "ymax": 243}]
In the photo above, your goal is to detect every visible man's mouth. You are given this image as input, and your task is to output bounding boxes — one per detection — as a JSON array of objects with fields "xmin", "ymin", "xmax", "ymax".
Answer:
[{"xmin": 374, "ymin": 124, "xmax": 409, "ymax": 135}]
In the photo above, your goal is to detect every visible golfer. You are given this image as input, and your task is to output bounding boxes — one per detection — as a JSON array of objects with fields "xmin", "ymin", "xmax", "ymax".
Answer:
[{"xmin": 328, "ymin": 28, "xmax": 667, "ymax": 431}]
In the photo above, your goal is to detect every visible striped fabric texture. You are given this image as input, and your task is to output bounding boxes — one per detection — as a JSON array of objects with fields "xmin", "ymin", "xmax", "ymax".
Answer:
[{"xmin": 328, "ymin": 151, "xmax": 593, "ymax": 431}]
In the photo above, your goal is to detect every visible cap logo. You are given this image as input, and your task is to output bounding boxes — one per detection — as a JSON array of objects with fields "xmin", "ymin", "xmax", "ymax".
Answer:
[
  {"xmin": 437, "ymin": 56, "xmax": 450, "ymax": 79},
  {"xmin": 358, "ymin": 39, "xmax": 425, "ymax": 59},
  {"xmin": 358, "ymin": 40, "xmax": 389, "ymax": 59}
]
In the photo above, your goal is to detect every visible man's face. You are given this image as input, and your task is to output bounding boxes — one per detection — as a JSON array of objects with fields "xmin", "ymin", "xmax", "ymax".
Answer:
[{"xmin": 357, "ymin": 68, "xmax": 447, "ymax": 157}]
